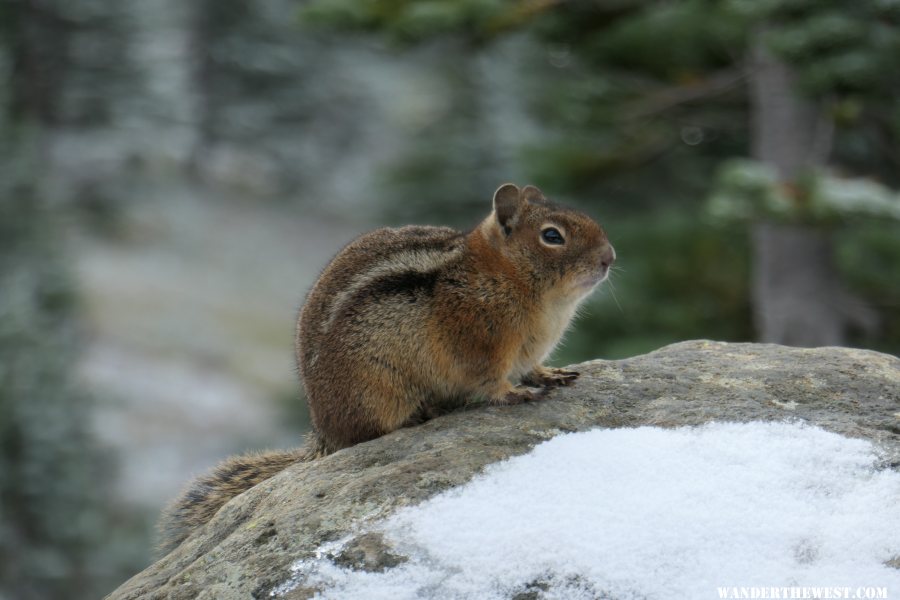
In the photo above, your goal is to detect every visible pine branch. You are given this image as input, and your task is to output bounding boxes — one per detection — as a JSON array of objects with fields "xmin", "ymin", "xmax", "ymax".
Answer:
[{"xmin": 624, "ymin": 67, "xmax": 748, "ymax": 120}]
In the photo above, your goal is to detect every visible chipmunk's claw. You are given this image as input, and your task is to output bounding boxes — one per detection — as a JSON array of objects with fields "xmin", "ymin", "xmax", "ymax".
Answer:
[
  {"xmin": 501, "ymin": 386, "xmax": 550, "ymax": 405},
  {"xmin": 523, "ymin": 367, "xmax": 580, "ymax": 388}
]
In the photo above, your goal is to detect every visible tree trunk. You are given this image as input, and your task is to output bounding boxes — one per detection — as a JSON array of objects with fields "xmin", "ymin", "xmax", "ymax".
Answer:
[
  {"xmin": 751, "ymin": 223, "xmax": 843, "ymax": 346},
  {"xmin": 748, "ymin": 27, "xmax": 875, "ymax": 346}
]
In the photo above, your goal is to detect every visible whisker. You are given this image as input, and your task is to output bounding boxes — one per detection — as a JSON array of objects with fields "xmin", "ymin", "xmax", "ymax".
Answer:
[{"xmin": 605, "ymin": 274, "xmax": 624, "ymax": 315}]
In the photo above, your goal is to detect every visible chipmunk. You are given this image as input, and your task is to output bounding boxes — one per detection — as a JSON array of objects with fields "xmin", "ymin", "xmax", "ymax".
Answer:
[{"xmin": 158, "ymin": 183, "xmax": 615, "ymax": 553}]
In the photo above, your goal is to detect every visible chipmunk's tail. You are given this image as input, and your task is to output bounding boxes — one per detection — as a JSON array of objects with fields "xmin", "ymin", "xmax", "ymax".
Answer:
[{"xmin": 157, "ymin": 433, "xmax": 327, "ymax": 555}]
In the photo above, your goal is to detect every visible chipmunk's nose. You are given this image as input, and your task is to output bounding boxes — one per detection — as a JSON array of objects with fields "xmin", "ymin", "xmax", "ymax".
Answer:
[{"xmin": 600, "ymin": 244, "xmax": 616, "ymax": 271}]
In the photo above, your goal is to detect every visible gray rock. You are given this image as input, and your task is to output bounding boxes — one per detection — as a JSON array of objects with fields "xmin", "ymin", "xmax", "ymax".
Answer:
[{"xmin": 106, "ymin": 341, "xmax": 900, "ymax": 600}]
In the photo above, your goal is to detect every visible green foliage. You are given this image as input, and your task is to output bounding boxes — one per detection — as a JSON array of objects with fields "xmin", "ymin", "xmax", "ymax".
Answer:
[
  {"xmin": 53, "ymin": 1, "xmax": 139, "ymax": 126},
  {"xmin": 0, "ymin": 146, "xmax": 110, "ymax": 600},
  {"xmin": 740, "ymin": 1, "xmax": 900, "ymax": 97},
  {"xmin": 301, "ymin": 0, "xmax": 513, "ymax": 42},
  {"xmin": 787, "ymin": 26, "xmax": 895, "ymax": 93},
  {"xmin": 0, "ymin": 5, "xmax": 147, "ymax": 595},
  {"xmin": 0, "ymin": 0, "xmax": 138, "ymax": 126},
  {"xmin": 540, "ymin": 0, "xmax": 746, "ymax": 77},
  {"xmin": 742, "ymin": 1, "xmax": 900, "ymax": 190},
  {"xmin": 193, "ymin": 0, "xmax": 386, "ymax": 195},
  {"xmin": 837, "ymin": 222, "xmax": 900, "ymax": 356},
  {"xmin": 708, "ymin": 159, "xmax": 900, "ymax": 224}
]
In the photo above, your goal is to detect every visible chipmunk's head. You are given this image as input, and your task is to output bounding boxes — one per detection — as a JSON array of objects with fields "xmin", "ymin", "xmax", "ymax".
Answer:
[{"xmin": 489, "ymin": 183, "xmax": 615, "ymax": 298}]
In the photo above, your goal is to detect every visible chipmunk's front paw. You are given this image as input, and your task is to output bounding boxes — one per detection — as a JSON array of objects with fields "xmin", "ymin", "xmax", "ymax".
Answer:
[
  {"xmin": 495, "ymin": 385, "xmax": 549, "ymax": 406},
  {"xmin": 522, "ymin": 366, "xmax": 580, "ymax": 388}
]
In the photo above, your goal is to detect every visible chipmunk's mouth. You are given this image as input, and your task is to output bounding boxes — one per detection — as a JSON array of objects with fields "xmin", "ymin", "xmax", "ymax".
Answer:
[{"xmin": 577, "ymin": 268, "xmax": 609, "ymax": 289}]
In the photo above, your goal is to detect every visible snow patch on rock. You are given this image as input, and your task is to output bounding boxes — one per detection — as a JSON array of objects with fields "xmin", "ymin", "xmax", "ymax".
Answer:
[{"xmin": 280, "ymin": 422, "xmax": 900, "ymax": 599}]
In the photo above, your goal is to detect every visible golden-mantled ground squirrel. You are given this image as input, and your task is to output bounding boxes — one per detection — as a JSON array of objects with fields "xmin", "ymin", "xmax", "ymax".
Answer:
[{"xmin": 159, "ymin": 183, "xmax": 615, "ymax": 552}]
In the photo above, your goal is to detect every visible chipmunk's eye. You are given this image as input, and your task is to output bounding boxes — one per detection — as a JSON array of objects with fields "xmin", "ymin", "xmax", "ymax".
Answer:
[{"xmin": 541, "ymin": 227, "xmax": 565, "ymax": 245}]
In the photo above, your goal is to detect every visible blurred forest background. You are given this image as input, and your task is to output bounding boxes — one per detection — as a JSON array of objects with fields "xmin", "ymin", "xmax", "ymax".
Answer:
[{"xmin": 2, "ymin": 0, "xmax": 899, "ymax": 597}]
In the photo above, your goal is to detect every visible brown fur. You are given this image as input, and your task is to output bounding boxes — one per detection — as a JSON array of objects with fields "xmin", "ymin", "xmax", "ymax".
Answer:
[{"xmin": 158, "ymin": 184, "xmax": 614, "ymax": 553}]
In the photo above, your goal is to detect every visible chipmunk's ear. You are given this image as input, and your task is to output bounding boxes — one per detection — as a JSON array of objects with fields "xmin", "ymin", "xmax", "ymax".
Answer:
[
  {"xmin": 520, "ymin": 185, "xmax": 546, "ymax": 203},
  {"xmin": 493, "ymin": 183, "xmax": 522, "ymax": 235}
]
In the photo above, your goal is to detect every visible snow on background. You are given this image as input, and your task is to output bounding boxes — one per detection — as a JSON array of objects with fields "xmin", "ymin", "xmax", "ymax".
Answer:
[{"xmin": 277, "ymin": 422, "xmax": 900, "ymax": 600}]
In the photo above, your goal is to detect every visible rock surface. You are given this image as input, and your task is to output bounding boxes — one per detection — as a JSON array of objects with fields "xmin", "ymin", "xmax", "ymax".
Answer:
[{"xmin": 106, "ymin": 341, "xmax": 900, "ymax": 600}]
